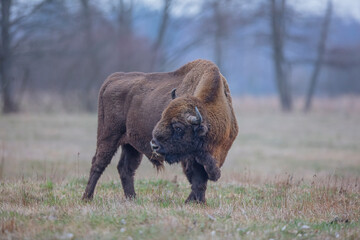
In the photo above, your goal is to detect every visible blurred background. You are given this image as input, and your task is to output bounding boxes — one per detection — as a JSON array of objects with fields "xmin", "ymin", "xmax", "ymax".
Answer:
[
  {"xmin": 1, "ymin": 0, "xmax": 359, "ymax": 113},
  {"xmin": 0, "ymin": 0, "xmax": 359, "ymax": 183}
]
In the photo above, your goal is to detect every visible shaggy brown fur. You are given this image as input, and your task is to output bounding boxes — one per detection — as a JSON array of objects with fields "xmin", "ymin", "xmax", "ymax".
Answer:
[{"xmin": 82, "ymin": 59, "xmax": 238, "ymax": 203}]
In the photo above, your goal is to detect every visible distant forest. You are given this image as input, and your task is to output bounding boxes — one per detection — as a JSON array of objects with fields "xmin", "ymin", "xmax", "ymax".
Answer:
[{"xmin": 1, "ymin": 0, "xmax": 359, "ymax": 113}]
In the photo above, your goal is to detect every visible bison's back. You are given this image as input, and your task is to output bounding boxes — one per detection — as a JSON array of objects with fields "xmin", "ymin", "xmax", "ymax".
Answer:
[{"xmin": 97, "ymin": 71, "xmax": 181, "ymax": 158}]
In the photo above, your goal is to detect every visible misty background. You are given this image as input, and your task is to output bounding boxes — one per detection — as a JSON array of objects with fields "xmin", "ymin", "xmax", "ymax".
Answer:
[{"xmin": 1, "ymin": 0, "xmax": 359, "ymax": 113}]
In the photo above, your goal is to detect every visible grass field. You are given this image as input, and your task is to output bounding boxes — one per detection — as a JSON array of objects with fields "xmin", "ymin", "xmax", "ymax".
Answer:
[{"xmin": 1, "ymin": 97, "xmax": 360, "ymax": 239}]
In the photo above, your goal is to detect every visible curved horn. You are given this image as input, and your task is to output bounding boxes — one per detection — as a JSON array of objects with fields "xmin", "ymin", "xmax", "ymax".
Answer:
[
  {"xmin": 171, "ymin": 88, "xmax": 177, "ymax": 100},
  {"xmin": 187, "ymin": 107, "xmax": 203, "ymax": 125},
  {"xmin": 195, "ymin": 106, "xmax": 203, "ymax": 123}
]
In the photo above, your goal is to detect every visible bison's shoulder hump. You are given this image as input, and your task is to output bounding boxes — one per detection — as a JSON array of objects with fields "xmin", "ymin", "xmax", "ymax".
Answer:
[{"xmin": 173, "ymin": 59, "xmax": 218, "ymax": 76}]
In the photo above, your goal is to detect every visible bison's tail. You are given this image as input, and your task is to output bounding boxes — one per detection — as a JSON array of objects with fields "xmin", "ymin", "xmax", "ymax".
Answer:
[
  {"xmin": 96, "ymin": 84, "xmax": 106, "ymax": 139},
  {"xmin": 96, "ymin": 76, "xmax": 116, "ymax": 140}
]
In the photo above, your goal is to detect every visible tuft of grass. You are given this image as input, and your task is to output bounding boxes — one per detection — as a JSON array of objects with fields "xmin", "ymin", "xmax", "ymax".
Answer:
[{"xmin": 40, "ymin": 180, "xmax": 54, "ymax": 191}]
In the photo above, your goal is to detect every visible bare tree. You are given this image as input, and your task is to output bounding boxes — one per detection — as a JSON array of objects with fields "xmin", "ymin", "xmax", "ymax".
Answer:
[
  {"xmin": 197, "ymin": 0, "xmax": 239, "ymax": 73},
  {"xmin": 0, "ymin": 0, "xmax": 15, "ymax": 113},
  {"xmin": 80, "ymin": 0, "xmax": 101, "ymax": 111},
  {"xmin": 151, "ymin": 0, "xmax": 172, "ymax": 71},
  {"xmin": 117, "ymin": 0, "xmax": 133, "ymax": 35},
  {"xmin": 304, "ymin": 0, "xmax": 332, "ymax": 112},
  {"xmin": 212, "ymin": 0, "xmax": 226, "ymax": 70},
  {"xmin": 0, "ymin": 0, "xmax": 50, "ymax": 113},
  {"xmin": 270, "ymin": 0, "xmax": 292, "ymax": 111}
]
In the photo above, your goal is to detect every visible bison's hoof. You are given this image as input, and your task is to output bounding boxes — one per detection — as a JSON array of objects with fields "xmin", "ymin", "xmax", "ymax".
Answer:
[
  {"xmin": 124, "ymin": 193, "xmax": 136, "ymax": 199},
  {"xmin": 205, "ymin": 166, "xmax": 221, "ymax": 181},
  {"xmin": 185, "ymin": 192, "xmax": 206, "ymax": 204},
  {"xmin": 81, "ymin": 194, "xmax": 93, "ymax": 202}
]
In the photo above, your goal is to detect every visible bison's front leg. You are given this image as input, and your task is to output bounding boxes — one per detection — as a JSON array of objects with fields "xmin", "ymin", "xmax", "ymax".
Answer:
[
  {"xmin": 182, "ymin": 160, "xmax": 208, "ymax": 203},
  {"xmin": 194, "ymin": 152, "xmax": 221, "ymax": 181}
]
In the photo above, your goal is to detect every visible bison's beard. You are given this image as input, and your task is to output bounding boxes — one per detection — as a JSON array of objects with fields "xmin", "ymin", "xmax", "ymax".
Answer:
[
  {"xmin": 164, "ymin": 153, "xmax": 188, "ymax": 164},
  {"xmin": 151, "ymin": 149, "xmax": 184, "ymax": 164}
]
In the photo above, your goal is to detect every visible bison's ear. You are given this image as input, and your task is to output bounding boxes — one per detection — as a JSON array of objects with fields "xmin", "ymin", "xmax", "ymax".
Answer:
[
  {"xmin": 171, "ymin": 88, "xmax": 177, "ymax": 100},
  {"xmin": 193, "ymin": 123, "xmax": 208, "ymax": 137}
]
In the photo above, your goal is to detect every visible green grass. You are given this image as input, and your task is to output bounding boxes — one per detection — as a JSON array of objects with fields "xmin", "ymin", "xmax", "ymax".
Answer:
[{"xmin": 1, "ymin": 178, "xmax": 359, "ymax": 239}]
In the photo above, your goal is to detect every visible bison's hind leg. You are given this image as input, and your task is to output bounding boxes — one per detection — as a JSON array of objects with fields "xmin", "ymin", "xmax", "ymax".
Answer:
[
  {"xmin": 117, "ymin": 144, "xmax": 142, "ymax": 199},
  {"xmin": 82, "ymin": 135, "xmax": 120, "ymax": 201}
]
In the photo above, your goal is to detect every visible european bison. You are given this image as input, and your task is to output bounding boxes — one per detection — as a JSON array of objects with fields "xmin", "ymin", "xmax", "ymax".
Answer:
[{"xmin": 82, "ymin": 59, "xmax": 238, "ymax": 203}]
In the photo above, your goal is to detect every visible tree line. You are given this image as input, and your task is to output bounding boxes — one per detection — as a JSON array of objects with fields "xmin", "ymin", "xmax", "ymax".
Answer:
[{"xmin": 1, "ymin": 0, "xmax": 358, "ymax": 114}]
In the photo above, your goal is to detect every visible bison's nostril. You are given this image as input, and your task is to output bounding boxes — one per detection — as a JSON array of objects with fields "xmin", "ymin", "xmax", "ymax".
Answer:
[{"xmin": 150, "ymin": 140, "xmax": 159, "ymax": 151}]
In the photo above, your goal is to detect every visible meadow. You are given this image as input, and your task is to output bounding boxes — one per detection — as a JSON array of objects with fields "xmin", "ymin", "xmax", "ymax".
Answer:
[{"xmin": 1, "ymin": 97, "xmax": 360, "ymax": 239}]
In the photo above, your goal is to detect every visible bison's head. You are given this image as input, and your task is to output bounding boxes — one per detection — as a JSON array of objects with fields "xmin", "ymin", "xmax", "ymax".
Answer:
[{"xmin": 150, "ymin": 92, "xmax": 208, "ymax": 164}]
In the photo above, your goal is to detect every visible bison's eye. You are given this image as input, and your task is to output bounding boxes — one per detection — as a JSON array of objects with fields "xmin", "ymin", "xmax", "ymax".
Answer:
[
  {"xmin": 172, "ymin": 123, "xmax": 185, "ymax": 135},
  {"xmin": 174, "ymin": 126, "xmax": 183, "ymax": 133}
]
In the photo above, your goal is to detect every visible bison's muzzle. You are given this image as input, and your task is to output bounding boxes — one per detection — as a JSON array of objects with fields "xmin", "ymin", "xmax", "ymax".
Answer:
[
  {"xmin": 150, "ymin": 138, "xmax": 184, "ymax": 164},
  {"xmin": 150, "ymin": 139, "xmax": 162, "ymax": 155}
]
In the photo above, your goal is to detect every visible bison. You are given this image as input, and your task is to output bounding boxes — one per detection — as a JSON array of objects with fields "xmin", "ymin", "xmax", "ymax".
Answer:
[{"xmin": 82, "ymin": 59, "xmax": 238, "ymax": 203}]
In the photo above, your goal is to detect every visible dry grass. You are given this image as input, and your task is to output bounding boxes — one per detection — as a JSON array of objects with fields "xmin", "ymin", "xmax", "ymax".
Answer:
[
  {"xmin": 1, "ymin": 97, "xmax": 360, "ymax": 239},
  {"xmin": 0, "ymin": 177, "xmax": 359, "ymax": 239}
]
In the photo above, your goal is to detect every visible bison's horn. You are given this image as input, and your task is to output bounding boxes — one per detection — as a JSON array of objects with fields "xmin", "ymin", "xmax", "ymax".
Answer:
[
  {"xmin": 188, "ymin": 106, "xmax": 203, "ymax": 125},
  {"xmin": 195, "ymin": 106, "xmax": 203, "ymax": 123},
  {"xmin": 171, "ymin": 88, "xmax": 177, "ymax": 100}
]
